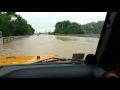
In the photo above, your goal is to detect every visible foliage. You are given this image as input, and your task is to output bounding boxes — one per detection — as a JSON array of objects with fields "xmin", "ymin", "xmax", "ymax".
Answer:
[
  {"xmin": 0, "ymin": 12, "xmax": 35, "ymax": 37},
  {"xmin": 53, "ymin": 20, "xmax": 84, "ymax": 34},
  {"xmin": 81, "ymin": 21, "xmax": 104, "ymax": 34},
  {"xmin": 53, "ymin": 20, "xmax": 104, "ymax": 34}
]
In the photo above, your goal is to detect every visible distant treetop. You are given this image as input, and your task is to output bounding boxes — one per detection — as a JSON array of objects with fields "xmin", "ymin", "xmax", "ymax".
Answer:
[{"xmin": 53, "ymin": 20, "xmax": 104, "ymax": 34}]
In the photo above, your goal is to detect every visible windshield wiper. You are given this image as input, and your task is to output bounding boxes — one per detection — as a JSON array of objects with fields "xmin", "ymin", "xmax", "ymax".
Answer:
[
  {"xmin": 38, "ymin": 58, "xmax": 70, "ymax": 62},
  {"xmin": 36, "ymin": 58, "xmax": 83, "ymax": 63}
]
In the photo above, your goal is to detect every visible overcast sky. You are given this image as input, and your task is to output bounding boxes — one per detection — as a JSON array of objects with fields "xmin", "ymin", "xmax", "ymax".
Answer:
[{"xmin": 16, "ymin": 12, "xmax": 107, "ymax": 33}]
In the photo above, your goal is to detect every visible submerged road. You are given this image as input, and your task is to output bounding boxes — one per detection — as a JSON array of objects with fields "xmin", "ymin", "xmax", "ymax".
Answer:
[{"xmin": 0, "ymin": 35, "xmax": 99, "ymax": 59}]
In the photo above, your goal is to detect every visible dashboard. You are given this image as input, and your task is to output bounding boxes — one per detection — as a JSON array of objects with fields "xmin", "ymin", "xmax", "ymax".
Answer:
[{"xmin": 0, "ymin": 62, "xmax": 106, "ymax": 78}]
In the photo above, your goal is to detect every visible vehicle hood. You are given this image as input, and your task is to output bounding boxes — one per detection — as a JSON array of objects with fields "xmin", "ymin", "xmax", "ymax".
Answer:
[{"xmin": 0, "ymin": 54, "xmax": 59, "ymax": 66}]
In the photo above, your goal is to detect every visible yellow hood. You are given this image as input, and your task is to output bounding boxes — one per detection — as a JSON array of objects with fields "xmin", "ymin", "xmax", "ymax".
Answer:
[{"xmin": 0, "ymin": 54, "xmax": 59, "ymax": 66}]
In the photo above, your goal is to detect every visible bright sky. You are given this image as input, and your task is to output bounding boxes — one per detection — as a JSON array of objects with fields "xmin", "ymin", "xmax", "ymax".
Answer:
[{"xmin": 16, "ymin": 12, "xmax": 107, "ymax": 33}]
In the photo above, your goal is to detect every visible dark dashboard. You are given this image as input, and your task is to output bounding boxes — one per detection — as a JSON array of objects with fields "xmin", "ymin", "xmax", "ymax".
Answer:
[{"xmin": 0, "ymin": 62, "xmax": 106, "ymax": 78}]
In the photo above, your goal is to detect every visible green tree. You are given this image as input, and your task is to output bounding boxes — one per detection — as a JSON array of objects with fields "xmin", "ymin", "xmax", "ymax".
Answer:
[
  {"xmin": 53, "ymin": 20, "xmax": 84, "ymax": 34},
  {"xmin": 81, "ymin": 21, "xmax": 104, "ymax": 34},
  {"xmin": 0, "ymin": 12, "xmax": 35, "ymax": 37},
  {"xmin": 66, "ymin": 24, "xmax": 84, "ymax": 34}
]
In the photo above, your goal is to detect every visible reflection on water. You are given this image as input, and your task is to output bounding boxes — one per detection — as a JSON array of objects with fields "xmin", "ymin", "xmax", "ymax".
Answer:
[
  {"xmin": 0, "ymin": 35, "xmax": 99, "ymax": 59},
  {"xmin": 56, "ymin": 36, "xmax": 78, "ymax": 41},
  {"xmin": 55, "ymin": 36, "xmax": 98, "ymax": 42}
]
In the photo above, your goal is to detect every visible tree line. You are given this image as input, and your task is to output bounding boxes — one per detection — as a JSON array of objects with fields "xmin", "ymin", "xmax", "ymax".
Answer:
[
  {"xmin": 53, "ymin": 20, "xmax": 104, "ymax": 35},
  {"xmin": 0, "ymin": 12, "xmax": 35, "ymax": 37}
]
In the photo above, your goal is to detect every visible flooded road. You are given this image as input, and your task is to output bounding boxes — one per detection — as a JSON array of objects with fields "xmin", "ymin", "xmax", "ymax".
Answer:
[{"xmin": 0, "ymin": 35, "xmax": 99, "ymax": 59}]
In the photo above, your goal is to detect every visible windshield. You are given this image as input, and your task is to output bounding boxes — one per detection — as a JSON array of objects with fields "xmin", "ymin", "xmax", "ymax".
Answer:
[{"xmin": 0, "ymin": 12, "xmax": 107, "ymax": 65}]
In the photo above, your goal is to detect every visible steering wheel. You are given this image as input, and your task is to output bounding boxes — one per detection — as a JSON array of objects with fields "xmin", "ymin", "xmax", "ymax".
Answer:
[{"xmin": 102, "ymin": 71, "xmax": 119, "ymax": 78}]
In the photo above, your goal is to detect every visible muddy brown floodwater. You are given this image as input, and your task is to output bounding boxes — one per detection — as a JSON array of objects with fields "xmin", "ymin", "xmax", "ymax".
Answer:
[{"xmin": 0, "ymin": 35, "xmax": 99, "ymax": 59}]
